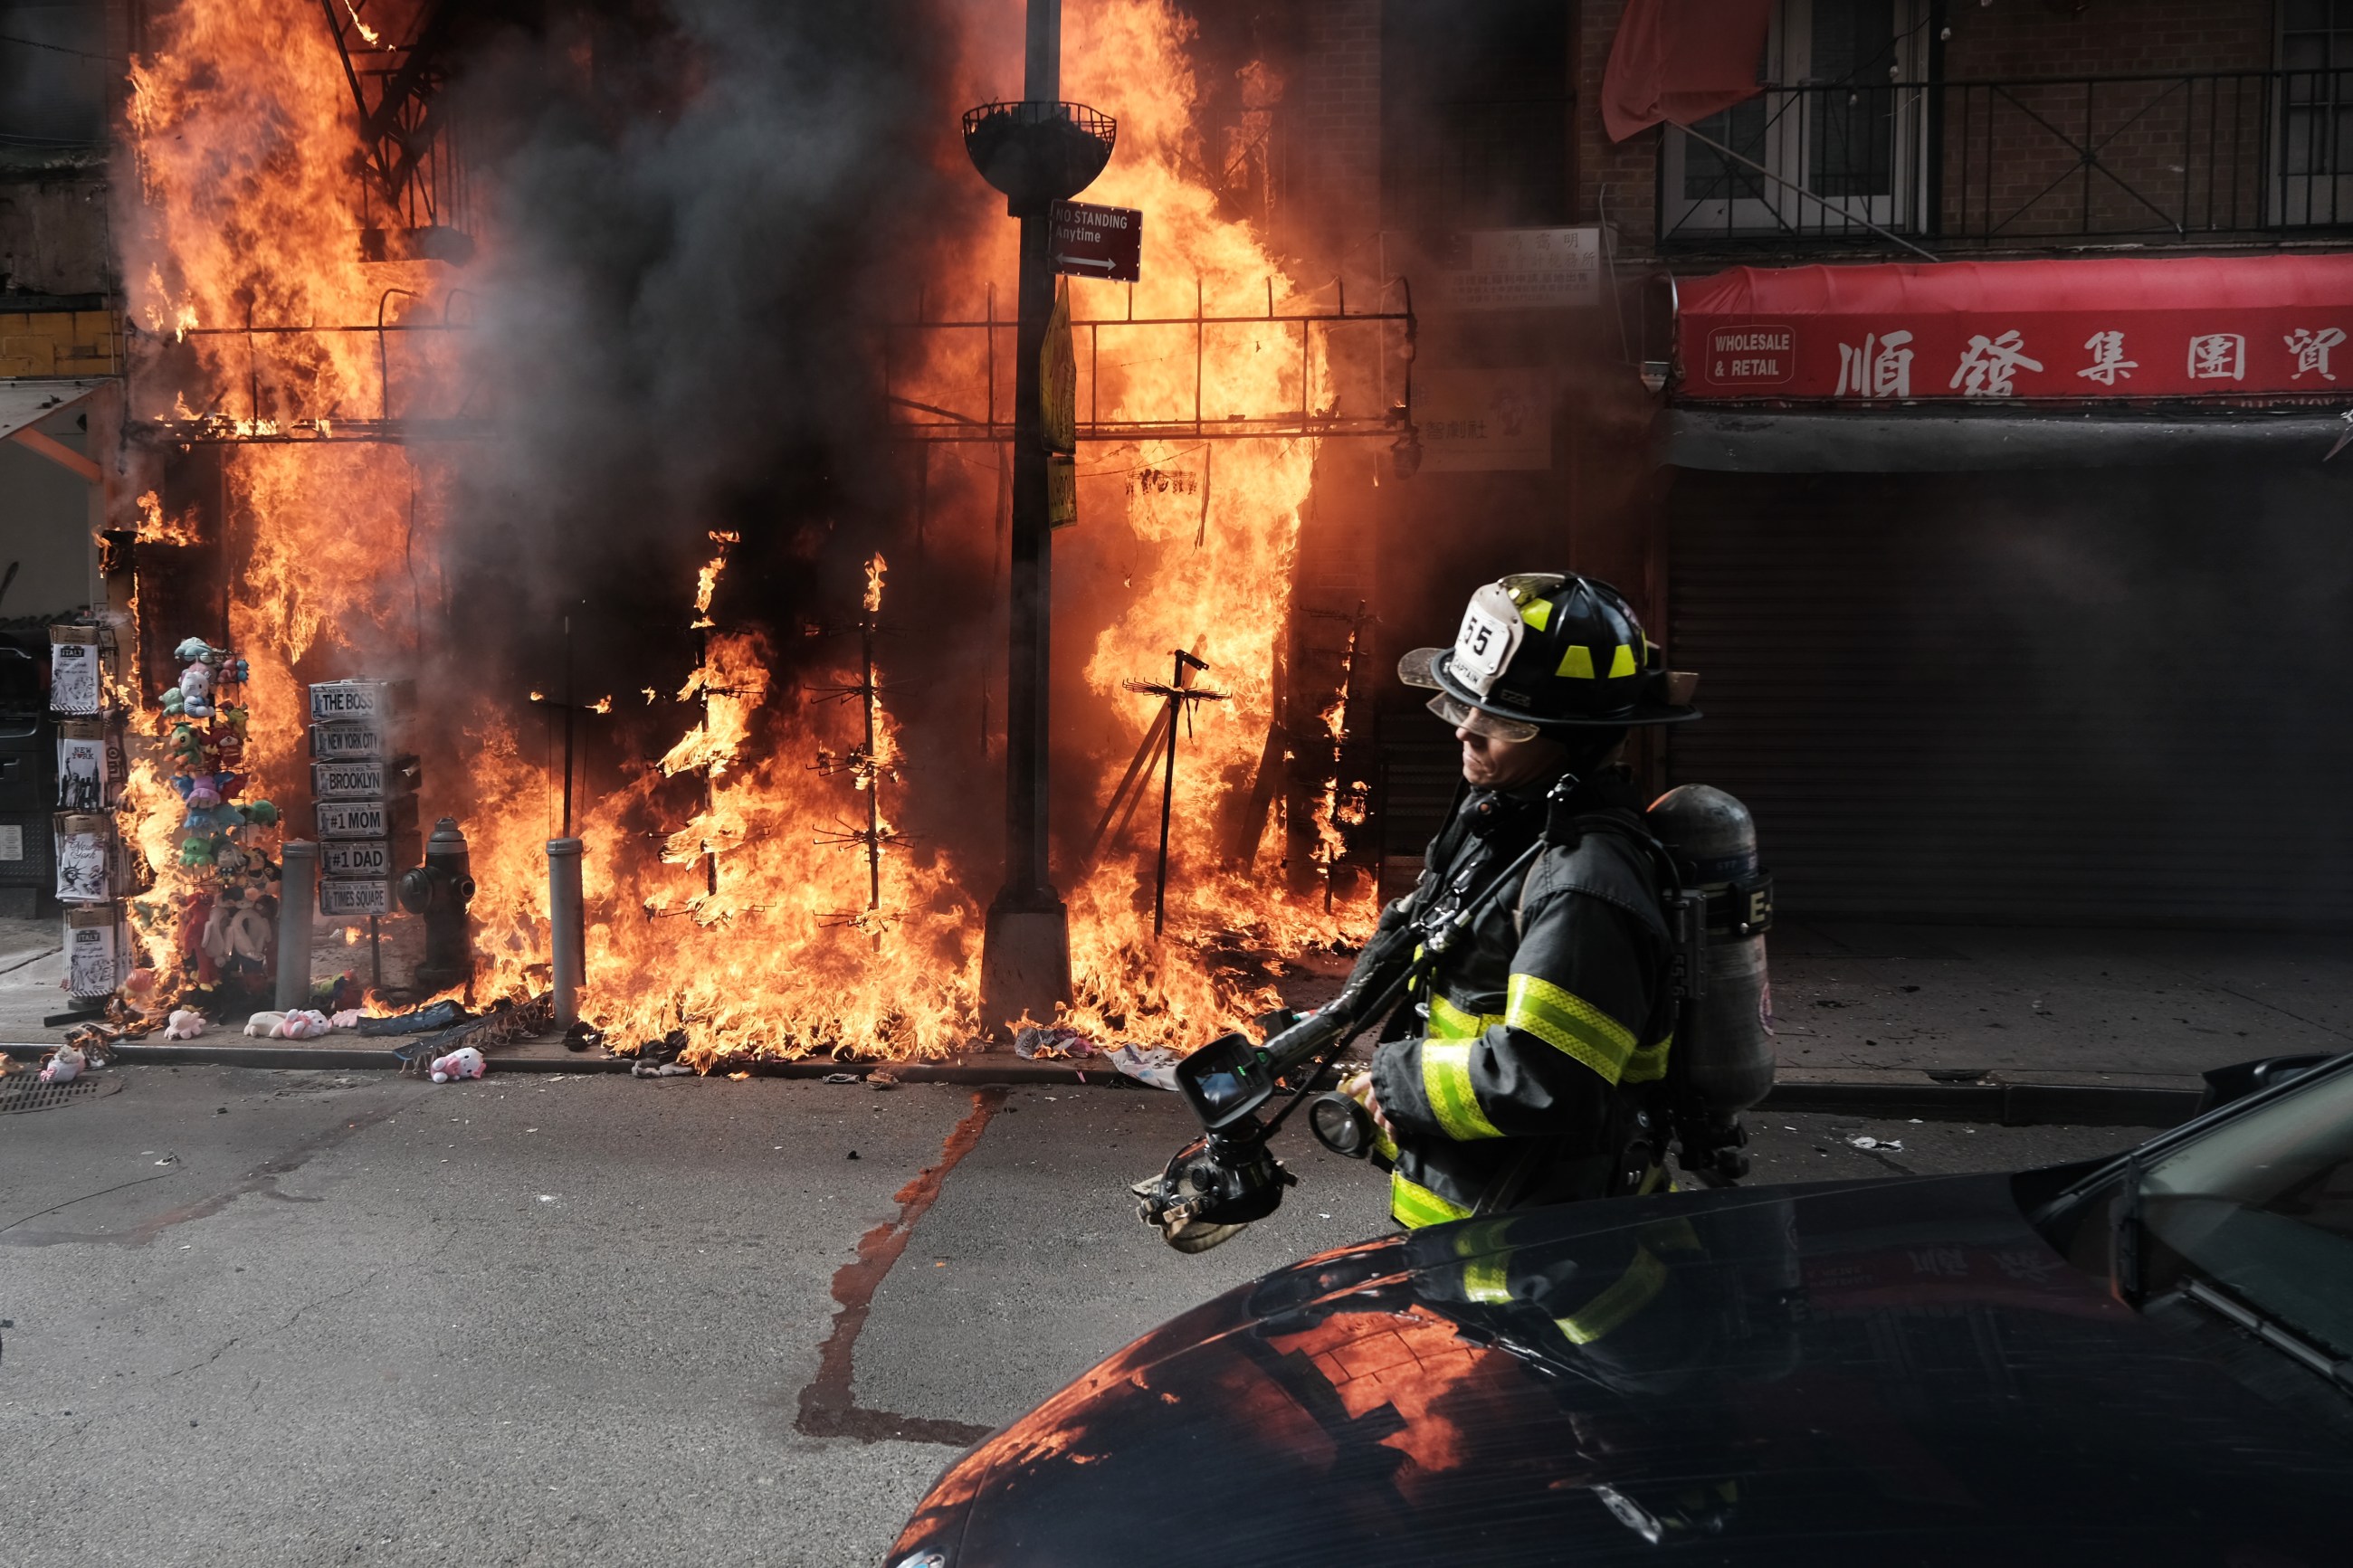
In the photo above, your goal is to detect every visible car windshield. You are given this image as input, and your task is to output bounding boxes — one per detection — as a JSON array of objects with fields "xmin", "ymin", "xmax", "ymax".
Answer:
[{"xmin": 2139, "ymin": 1062, "xmax": 2353, "ymax": 1360}]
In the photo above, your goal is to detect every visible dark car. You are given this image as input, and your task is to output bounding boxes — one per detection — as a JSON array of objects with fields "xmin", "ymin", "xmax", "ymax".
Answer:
[{"xmin": 889, "ymin": 1055, "xmax": 2353, "ymax": 1566}]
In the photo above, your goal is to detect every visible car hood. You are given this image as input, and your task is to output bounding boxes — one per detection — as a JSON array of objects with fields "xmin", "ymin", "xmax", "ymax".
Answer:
[{"xmin": 890, "ymin": 1174, "xmax": 2353, "ymax": 1568}]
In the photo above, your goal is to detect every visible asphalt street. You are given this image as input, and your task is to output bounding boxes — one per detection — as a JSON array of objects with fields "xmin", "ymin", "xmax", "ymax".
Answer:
[{"xmin": 4, "ymin": 1066, "xmax": 2155, "ymax": 1568}]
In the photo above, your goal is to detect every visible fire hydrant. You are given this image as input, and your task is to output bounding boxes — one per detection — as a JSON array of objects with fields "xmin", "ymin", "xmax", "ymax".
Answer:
[{"xmin": 399, "ymin": 816, "xmax": 478, "ymax": 994}]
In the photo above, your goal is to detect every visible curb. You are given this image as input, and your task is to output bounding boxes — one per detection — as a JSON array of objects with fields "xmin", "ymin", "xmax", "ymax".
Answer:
[
  {"xmin": 5, "ymin": 1038, "xmax": 2203, "ymax": 1125},
  {"xmin": 0, "ymin": 1039, "xmax": 1133, "ymax": 1084}
]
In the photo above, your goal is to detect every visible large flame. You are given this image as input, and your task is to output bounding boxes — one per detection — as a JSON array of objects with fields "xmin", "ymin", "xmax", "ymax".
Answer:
[{"xmin": 116, "ymin": 0, "xmax": 1373, "ymax": 1061}]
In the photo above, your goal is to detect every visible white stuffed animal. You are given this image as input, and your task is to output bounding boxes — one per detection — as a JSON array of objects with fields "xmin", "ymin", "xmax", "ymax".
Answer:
[
  {"xmin": 243, "ymin": 1011, "xmax": 287, "ymax": 1037},
  {"xmin": 163, "ymin": 1009, "xmax": 207, "ymax": 1041},
  {"xmin": 273, "ymin": 1010, "xmax": 331, "ymax": 1041},
  {"xmin": 429, "ymin": 1045, "xmax": 486, "ymax": 1084},
  {"xmin": 40, "ymin": 1042, "xmax": 86, "ymax": 1084}
]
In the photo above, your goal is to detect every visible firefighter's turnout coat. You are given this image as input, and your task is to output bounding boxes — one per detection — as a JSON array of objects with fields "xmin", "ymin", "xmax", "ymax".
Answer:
[{"xmin": 1365, "ymin": 769, "xmax": 1676, "ymax": 1230}]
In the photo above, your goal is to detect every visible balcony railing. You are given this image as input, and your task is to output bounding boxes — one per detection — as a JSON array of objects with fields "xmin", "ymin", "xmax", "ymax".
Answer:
[{"xmin": 1658, "ymin": 70, "xmax": 2353, "ymax": 250}]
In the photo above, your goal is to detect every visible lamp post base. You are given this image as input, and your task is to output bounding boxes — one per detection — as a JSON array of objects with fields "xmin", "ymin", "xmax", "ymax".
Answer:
[{"xmin": 979, "ymin": 895, "xmax": 1072, "ymax": 1038}]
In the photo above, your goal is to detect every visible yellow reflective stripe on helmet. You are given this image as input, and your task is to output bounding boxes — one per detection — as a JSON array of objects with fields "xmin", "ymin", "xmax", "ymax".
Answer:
[
  {"xmin": 1391, "ymin": 1173, "xmax": 1472, "ymax": 1230},
  {"xmin": 1557, "ymin": 643, "xmax": 1595, "ymax": 679},
  {"xmin": 1624, "ymin": 1032, "xmax": 1671, "ymax": 1085},
  {"xmin": 1519, "ymin": 597, "xmax": 1553, "ymax": 632},
  {"xmin": 1555, "ymin": 1244, "xmax": 1668, "ymax": 1345},
  {"xmin": 1506, "ymin": 973, "xmax": 1639, "ymax": 1084},
  {"xmin": 1608, "ymin": 643, "xmax": 1637, "ymax": 678},
  {"xmin": 1425, "ymin": 993, "xmax": 1498, "ymax": 1041},
  {"xmin": 1462, "ymin": 1253, "xmax": 1512, "ymax": 1304},
  {"xmin": 1421, "ymin": 1040, "xmax": 1503, "ymax": 1141}
]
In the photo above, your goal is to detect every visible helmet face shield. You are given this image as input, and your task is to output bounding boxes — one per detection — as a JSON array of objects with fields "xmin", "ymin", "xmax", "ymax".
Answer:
[{"xmin": 1424, "ymin": 689, "xmax": 1540, "ymax": 743}]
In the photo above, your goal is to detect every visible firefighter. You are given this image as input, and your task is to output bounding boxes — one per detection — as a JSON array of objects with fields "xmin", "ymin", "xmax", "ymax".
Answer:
[{"xmin": 1340, "ymin": 572, "xmax": 1698, "ymax": 1230}]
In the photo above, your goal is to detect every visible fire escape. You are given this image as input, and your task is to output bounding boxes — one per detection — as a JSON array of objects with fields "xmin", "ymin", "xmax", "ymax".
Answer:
[{"xmin": 319, "ymin": 0, "xmax": 478, "ymax": 264}]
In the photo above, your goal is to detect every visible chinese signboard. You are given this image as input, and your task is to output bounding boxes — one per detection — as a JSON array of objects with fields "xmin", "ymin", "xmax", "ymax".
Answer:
[
  {"xmin": 1676, "ymin": 254, "xmax": 2353, "ymax": 401},
  {"xmin": 1416, "ymin": 368, "xmax": 1555, "ymax": 471},
  {"xmin": 1049, "ymin": 200, "xmax": 1142, "ymax": 283},
  {"xmin": 1430, "ymin": 228, "xmax": 1605, "ymax": 311}
]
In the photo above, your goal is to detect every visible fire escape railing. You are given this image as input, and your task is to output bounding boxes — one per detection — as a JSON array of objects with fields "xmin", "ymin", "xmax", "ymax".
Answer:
[
  {"xmin": 1658, "ymin": 69, "xmax": 2353, "ymax": 251},
  {"xmin": 880, "ymin": 277, "xmax": 1415, "ymax": 445}
]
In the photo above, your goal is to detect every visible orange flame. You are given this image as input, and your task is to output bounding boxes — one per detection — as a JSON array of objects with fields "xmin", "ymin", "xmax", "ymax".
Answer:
[{"xmin": 115, "ymin": 0, "xmax": 1373, "ymax": 1061}]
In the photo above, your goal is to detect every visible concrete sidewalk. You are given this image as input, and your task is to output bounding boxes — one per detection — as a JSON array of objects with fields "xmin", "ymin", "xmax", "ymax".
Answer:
[
  {"xmin": 1767, "ymin": 919, "xmax": 2353, "ymax": 1084},
  {"xmin": 7, "ymin": 913, "xmax": 2348, "ymax": 1116}
]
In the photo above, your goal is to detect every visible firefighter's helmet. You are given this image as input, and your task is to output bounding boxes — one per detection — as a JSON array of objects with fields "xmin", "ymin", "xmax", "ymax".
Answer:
[{"xmin": 1400, "ymin": 573, "xmax": 1698, "ymax": 740}]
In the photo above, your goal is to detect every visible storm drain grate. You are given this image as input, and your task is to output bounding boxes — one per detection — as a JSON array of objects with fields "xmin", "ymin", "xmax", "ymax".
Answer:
[{"xmin": 0, "ymin": 1072, "xmax": 121, "ymax": 1114}]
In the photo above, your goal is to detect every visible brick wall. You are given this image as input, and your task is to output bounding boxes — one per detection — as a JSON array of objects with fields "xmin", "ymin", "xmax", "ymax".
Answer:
[
  {"xmin": 1941, "ymin": 0, "xmax": 2272, "ymax": 80},
  {"xmin": 1576, "ymin": 0, "xmax": 1658, "ymax": 251},
  {"xmin": 1939, "ymin": 0, "xmax": 2281, "ymax": 239},
  {"xmin": 1570, "ymin": 0, "xmax": 2298, "ymax": 257},
  {"xmin": 1292, "ymin": 0, "xmax": 1385, "ymax": 269}
]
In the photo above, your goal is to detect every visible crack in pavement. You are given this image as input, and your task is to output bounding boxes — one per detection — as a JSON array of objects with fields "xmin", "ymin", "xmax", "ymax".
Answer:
[
  {"xmin": 160, "ymin": 1266, "xmax": 388, "ymax": 1382},
  {"xmin": 0, "ymin": 1091, "xmax": 425, "ymax": 1247},
  {"xmin": 2195, "ymin": 978, "xmax": 2353, "ymax": 1046},
  {"xmin": 795, "ymin": 1087, "xmax": 1004, "ymax": 1448}
]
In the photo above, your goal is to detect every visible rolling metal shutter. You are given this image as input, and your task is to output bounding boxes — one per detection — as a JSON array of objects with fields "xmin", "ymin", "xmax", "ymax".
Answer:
[
  {"xmin": 1665, "ymin": 464, "xmax": 2353, "ymax": 928},
  {"xmin": 1376, "ymin": 708, "xmax": 1462, "ymax": 905}
]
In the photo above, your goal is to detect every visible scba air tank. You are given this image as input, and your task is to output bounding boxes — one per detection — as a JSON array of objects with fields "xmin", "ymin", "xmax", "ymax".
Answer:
[{"xmin": 1646, "ymin": 784, "xmax": 1776, "ymax": 1120}]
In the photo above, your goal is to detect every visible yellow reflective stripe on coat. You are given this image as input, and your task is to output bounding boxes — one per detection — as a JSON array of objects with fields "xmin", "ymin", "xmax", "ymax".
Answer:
[
  {"xmin": 1506, "ymin": 973, "xmax": 1640, "ymax": 1083},
  {"xmin": 1555, "ymin": 1244, "xmax": 1669, "ymax": 1345},
  {"xmin": 1462, "ymin": 1253, "xmax": 1512, "ymax": 1304},
  {"xmin": 1421, "ymin": 1040, "xmax": 1503, "ymax": 1141},
  {"xmin": 1391, "ymin": 1172, "xmax": 1472, "ymax": 1230},
  {"xmin": 1623, "ymin": 1032, "xmax": 1671, "ymax": 1085},
  {"xmin": 1426, "ymin": 993, "xmax": 1499, "ymax": 1041}
]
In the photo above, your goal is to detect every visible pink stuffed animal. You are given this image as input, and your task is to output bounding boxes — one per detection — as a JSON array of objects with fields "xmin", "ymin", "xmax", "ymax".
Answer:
[{"xmin": 429, "ymin": 1045, "xmax": 486, "ymax": 1083}]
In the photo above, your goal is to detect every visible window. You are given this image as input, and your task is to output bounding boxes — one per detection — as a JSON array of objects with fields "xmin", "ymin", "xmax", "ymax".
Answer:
[
  {"xmin": 0, "ymin": 1, "xmax": 109, "ymax": 153},
  {"xmin": 2279, "ymin": 0, "xmax": 2353, "ymax": 225},
  {"xmin": 1380, "ymin": 0, "xmax": 1573, "ymax": 231},
  {"xmin": 1660, "ymin": 0, "xmax": 1929, "ymax": 242}
]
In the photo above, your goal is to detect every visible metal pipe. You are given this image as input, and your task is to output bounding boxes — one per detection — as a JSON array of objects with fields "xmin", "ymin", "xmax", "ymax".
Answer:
[
  {"xmin": 548, "ymin": 837, "xmax": 584, "ymax": 1029},
  {"xmin": 275, "ymin": 841, "xmax": 318, "ymax": 1012}
]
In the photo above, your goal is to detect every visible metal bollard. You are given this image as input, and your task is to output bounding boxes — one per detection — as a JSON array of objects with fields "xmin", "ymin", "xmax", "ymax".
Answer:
[
  {"xmin": 275, "ymin": 841, "xmax": 319, "ymax": 1012},
  {"xmin": 548, "ymin": 837, "xmax": 584, "ymax": 1028}
]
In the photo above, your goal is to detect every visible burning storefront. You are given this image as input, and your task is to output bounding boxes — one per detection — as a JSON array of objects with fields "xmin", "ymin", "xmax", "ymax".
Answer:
[{"xmin": 52, "ymin": 0, "xmax": 1438, "ymax": 1066}]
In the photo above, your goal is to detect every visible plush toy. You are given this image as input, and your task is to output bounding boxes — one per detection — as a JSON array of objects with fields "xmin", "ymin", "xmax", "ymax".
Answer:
[
  {"xmin": 163, "ymin": 1009, "xmax": 206, "ymax": 1040},
  {"xmin": 245, "ymin": 1008, "xmax": 329, "ymax": 1040},
  {"xmin": 429, "ymin": 1045, "xmax": 487, "ymax": 1083},
  {"xmin": 179, "ymin": 836, "xmax": 214, "ymax": 868},
  {"xmin": 39, "ymin": 1042, "xmax": 86, "ymax": 1084},
  {"xmin": 240, "ymin": 800, "xmax": 278, "ymax": 828},
  {"xmin": 204, "ymin": 893, "xmax": 272, "ymax": 974}
]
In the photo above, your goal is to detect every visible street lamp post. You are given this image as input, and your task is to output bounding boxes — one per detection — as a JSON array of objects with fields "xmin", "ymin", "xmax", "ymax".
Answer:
[{"xmin": 963, "ymin": 0, "xmax": 1114, "ymax": 1031}]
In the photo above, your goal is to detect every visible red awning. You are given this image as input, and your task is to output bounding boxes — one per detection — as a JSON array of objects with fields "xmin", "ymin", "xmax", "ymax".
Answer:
[
  {"xmin": 1599, "ymin": 0, "xmax": 1774, "ymax": 143},
  {"xmin": 1676, "ymin": 252, "xmax": 2353, "ymax": 402}
]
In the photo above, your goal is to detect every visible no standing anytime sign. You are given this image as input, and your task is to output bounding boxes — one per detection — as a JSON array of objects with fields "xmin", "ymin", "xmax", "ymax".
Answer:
[{"xmin": 1049, "ymin": 200, "xmax": 1142, "ymax": 283}]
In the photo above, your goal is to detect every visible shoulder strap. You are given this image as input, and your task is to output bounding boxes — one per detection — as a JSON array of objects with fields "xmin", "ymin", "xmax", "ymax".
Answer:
[{"xmin": 1513, "ymin": 809, "xmax": 1664, "ymax": 940}]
